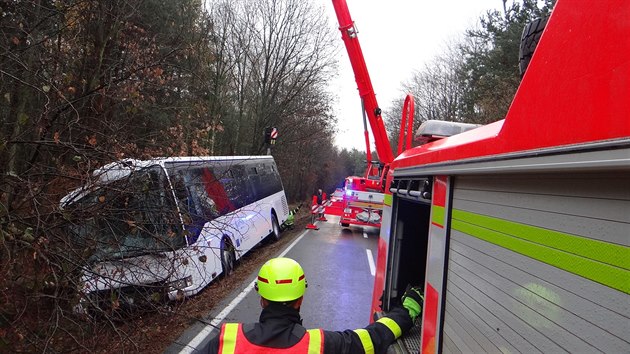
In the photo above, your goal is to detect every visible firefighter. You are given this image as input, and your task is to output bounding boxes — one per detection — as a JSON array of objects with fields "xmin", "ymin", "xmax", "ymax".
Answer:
[
  {"xmin": 206, "ymin": 257, "xmax": 424, "ymax": 354},
  {"xmin": 316, "ymin": 189, "xmax": 324, "ymax": 218},
  {"xmin": 282, "ymin": 207, "xmax": 297, "ymax": 230}
]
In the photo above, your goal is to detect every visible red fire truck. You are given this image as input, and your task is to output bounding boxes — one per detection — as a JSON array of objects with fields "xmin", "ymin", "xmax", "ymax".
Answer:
[{"xmin": 334, "ymin": 0, "xmax": 629, "ymax": 352}]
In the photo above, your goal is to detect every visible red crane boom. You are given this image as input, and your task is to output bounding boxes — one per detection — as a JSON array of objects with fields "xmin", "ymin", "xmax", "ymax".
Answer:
[
  {"xmin": 331, "ymin": 0, "xmax": 394, "ymax": 165},
  {"xmin": 325, "ymin": 0, "xmax": 414, "ymax": 228}
]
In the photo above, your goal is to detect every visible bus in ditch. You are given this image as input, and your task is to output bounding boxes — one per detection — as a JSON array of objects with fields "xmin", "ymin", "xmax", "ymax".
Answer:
[{"xmin": 60, "ymin": 156, "xmax": 289, "ymax": 314}]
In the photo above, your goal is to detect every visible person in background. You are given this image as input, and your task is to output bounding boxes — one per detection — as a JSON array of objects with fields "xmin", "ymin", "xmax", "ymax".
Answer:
[
  {"xmin": 316, "ymin": 189, "xmax": 324, "ymax": 219},
  {"xmin": 206, "ymin": 257, "xmax": 424, "ymax": 353}
]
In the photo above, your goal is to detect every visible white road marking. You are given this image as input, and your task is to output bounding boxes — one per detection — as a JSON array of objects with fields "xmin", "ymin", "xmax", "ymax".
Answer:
[
  {"xmin": 366, "ymin": 249, "xmax": 376, "ymax": 276},
  {"xmin": 363, "ymin": 232, "xmax": 368, "ymax": 239},
  {"xmin": 179, "ymin": 229, "xmax": 310, "ymax": 353}
]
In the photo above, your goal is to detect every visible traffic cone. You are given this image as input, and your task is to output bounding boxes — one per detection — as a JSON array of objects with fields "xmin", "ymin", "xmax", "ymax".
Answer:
[{"xmin": 305, "ymin": 195, "xmax": 319, "ymax": 230}]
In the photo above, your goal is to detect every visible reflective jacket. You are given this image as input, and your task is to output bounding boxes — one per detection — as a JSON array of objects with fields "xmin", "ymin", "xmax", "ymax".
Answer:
[
  {"xmin": 218, "ymin": 323, "xmax": 322, "ymax": 353},
  {"xmin": 205, "ymin": 302, "xmax": 413, "ymax": 354}
]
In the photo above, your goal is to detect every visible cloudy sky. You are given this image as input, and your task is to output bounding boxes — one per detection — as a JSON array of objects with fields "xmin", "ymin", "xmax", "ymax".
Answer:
[{"xmin": 319, "ymin": 0, "xmax": 504, "ymax": 151}]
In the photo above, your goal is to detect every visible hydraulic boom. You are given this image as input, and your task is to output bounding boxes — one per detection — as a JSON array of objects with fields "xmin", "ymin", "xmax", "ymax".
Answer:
[{"xmin": 331, "ymin": 0, "xmax": 394, "ymax": 166}]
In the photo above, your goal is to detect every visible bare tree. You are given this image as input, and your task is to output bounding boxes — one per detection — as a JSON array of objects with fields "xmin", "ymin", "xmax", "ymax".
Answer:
[
  {"xmin": 205, "ymin": 0, "xmax": 340, "ymax": 199},
  {"xmin": 383, "ymin": 41, "xmax": 465, "ymax": 153},
  {"xmin": 236, "ymin": 0, "xmax": 337, "ymax": 154}
]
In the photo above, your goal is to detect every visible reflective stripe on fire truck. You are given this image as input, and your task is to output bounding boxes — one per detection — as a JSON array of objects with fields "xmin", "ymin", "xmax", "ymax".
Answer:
[
  {"xmin": 451, "ymin": 209, "xmax": 630, "ymax": 294},
  {"xmin": 352, "ymin": 329, "xmax": 374, "ymax": 354},
  {"xmin": 384, "ymin": 194, "xmax": 393, "ymax": 207},
  {"xmin": 431, "ymin": 205, "xmax": 445, "ymax": 228}
]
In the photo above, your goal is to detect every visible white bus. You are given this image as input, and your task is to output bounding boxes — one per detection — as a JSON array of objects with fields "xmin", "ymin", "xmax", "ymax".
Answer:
[{"xmin": 60, "ymin": 156, "xmax": 289, "ymax": 313}]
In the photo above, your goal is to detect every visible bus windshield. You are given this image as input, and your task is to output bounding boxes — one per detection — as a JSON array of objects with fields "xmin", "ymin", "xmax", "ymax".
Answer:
[{"xmin": 65, "ymin": 166, "xmax": 184, "ymax": 263}]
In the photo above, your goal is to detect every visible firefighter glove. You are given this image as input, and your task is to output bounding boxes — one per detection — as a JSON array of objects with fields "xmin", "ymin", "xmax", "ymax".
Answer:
[{"xmin": 401, "ymin": 285, "xmax": 424, "ymax": 321}]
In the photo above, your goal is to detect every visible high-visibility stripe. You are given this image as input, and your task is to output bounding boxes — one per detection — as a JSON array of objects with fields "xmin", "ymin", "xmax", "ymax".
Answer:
[
  {"xmin": 221, "ymin": 324, "xmax": 322, "ymax": 353},
  {"xmin": 376, "ymin": 317, "xmax": 402, "ymax": 338},
  {"xmin": 219, "ymin": 323, "xmax": 239, "ymax": 354},
  {"xmin": 307, "ymin": 329, "xmax": 323, "ymax": 354},
  {"xmin": 431, "ymin": 205, "xmax": 445, "ymax": 228},
  {"xmin": 452, "ymin": 209, "xmax": 630, "ymax": 294},
  {"xmin": 384, "ymin": 194, "xmax": 393, "ymax": 206},
  {"xmin": 353, "ymin": 329, "xmax": 374, "ymax": 354}
]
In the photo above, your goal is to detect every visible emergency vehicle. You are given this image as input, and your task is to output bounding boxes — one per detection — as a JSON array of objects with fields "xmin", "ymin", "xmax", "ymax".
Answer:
[{"xmin": 333, "ymin": 0, "xmax": 629, "ymax": 352}]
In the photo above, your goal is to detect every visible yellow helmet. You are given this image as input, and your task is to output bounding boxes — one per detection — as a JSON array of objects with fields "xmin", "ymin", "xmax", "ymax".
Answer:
[{"xmin": 256, "ymin": 257, "xmax": 306, "ymax": 302}]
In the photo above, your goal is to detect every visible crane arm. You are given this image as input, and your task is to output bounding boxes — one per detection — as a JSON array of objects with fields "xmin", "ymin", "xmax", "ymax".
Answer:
[{"xmin": 332, "ymin": 0, "xmax": 394, "ymax": 165}]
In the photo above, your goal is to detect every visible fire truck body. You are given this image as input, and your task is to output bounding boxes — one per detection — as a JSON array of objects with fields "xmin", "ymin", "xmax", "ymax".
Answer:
[
  {"xmin": 338, "ymin": 177, "xmax": 385, "ymax": 227},
  {"xmin": 367, "ymin": 0, "xmax": 630, "ymax": 352}
]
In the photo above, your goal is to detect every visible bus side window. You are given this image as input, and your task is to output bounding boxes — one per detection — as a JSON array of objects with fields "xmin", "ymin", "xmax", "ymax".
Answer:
[
  {"xmin": 199, "ymin": 167, "xmax": 232, "ymax": 216},
  {"xmin": 228, "ymin": 164, "xmax": 248, "ymax": 210},
  {"xmin": 170, "ymin": 171, "xmax": 204, "ymax": 243},
  {"xmin": 158, "ymin": 169, "xmax": 184, "ymax": 245},
  {"xmin": 170, "ymin": 172, "xmax": 192, "ymax": 220},
  {"xmin": 259, "ymin": 162, "xmax": 281, "ymax": 198},
  {"xmin": 247, "ymin": 165, "xmax": 262, "ymax": 204}
]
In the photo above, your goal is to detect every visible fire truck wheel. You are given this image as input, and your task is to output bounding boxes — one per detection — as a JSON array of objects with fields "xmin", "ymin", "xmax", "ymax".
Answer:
[
  {"xmin": 221, "ymin": 238, "xmax": 236, "ymax": 277},
  {"xmin": 519, "ymin": 17, "xmax": 548, "ymax": 77},
  {"xmin": 269, "ymin": 214, "xmax": 281, "ymax": 242}
]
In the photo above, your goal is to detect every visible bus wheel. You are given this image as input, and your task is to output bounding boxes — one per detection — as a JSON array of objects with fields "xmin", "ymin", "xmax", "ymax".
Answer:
[
  {"xmin": 221, "ymin": 239, "xmax": 235, "ymax": 277},
  {"xmin": 270, "ymin": 214, "xmax": 281, "ymax": 242}
]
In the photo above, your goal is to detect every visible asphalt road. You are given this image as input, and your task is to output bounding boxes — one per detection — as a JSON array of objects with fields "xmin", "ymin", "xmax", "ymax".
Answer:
[{"xmin": 166, "ymin": 216, "xmax": 380, "ymax": 353}]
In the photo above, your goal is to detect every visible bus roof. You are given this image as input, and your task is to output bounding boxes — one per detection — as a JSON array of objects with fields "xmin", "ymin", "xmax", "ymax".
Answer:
[{"xmin": 60, "ymin": 155, "xmax": 275, "ymax": 207}]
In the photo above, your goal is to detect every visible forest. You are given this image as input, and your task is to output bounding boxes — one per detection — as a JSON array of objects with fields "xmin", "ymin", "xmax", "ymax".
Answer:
[{"xmin": 0, "ymin": 0, "xmax": 553, "ymax": 351}]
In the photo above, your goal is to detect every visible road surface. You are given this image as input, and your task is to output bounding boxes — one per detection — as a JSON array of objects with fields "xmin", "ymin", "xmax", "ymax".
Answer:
[{"xmin": 166, "ymin": 216, "xmax": 379, "ymax": 353}]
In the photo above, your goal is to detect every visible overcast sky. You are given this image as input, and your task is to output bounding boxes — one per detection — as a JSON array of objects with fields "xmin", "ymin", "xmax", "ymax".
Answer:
[{"xmin": 320, "ymin": 0, "xmax": 503, "ymax": 151}]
